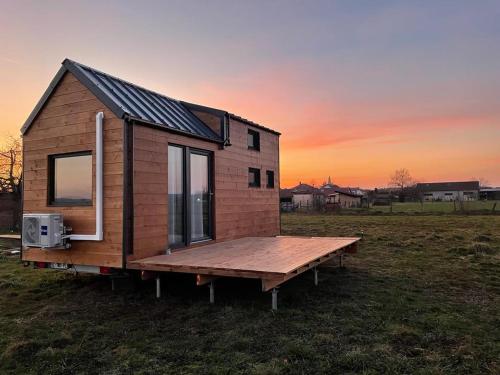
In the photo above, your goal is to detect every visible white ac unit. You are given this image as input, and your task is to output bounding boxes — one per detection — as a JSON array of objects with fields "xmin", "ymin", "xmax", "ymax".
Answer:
[{"xmin": 22, "ymin": 213, "xmax": 64, "ymax": 248}]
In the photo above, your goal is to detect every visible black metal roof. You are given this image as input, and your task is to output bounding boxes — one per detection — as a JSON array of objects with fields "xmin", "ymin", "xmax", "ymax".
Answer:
[
  {"xmin": 416, "ymin": 181, "xmax": 480, "ymax": 192},
  {"xmin": 21, "ymin": 59, "xmax": 222, "ymax": 142},
  {"xmin": 181, "ymin": 101, "xmax": 281, "ymax": 136}
]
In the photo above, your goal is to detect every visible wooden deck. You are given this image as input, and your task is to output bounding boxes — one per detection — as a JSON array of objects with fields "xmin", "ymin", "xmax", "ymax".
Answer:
[{"xmin": 128, "ymin": 236, "xmax": 360, "ymax": 291}]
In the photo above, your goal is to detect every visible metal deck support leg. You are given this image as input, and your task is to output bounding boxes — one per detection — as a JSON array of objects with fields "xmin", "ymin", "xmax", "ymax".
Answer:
[
  {"xmin": 111, "ymin": 278, "xmax": 115, "ymax": 292},
  {"xmin": 156, "ymin": 276, "xmax": 161, "ymax": 299},
  {"xmin": 209, "ymin": 281, "xmax": 215, "ymax": 304},
  {"xmin": 339, "ymin": 254, "xmax": 344, "ymax": 268},
  {"xmin": 313, "ymin": 267, "xmax": 318, "ymax": 286},
  {"xmin": 271, "ymin": 288, "xmax": 278, "ymax": 311}
]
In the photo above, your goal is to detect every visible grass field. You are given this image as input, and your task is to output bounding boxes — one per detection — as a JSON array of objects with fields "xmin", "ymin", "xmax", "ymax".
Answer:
[
  {"xmin": 1, "ymin": 214, "xmax": 499, "ymax": 374},
  {"xmin": 369, "ymin": 200, "xmax": 499, "ymax": 214}
]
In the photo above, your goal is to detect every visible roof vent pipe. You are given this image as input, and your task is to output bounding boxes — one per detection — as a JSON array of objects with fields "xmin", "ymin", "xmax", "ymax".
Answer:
[
  {"xmin": 223, "ymin": 113, "xmax": 231, "ymax": 146},
  {"xmin": 70, "ymin": 112, "xmax": 104, "ymax": 241}
]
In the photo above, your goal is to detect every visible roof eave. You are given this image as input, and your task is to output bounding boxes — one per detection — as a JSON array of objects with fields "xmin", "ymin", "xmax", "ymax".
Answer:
[
  {"xmin": 181, "ymin": 101, "xmax": 227, "ymax": 117},
  {"xmin": 21, "ymin": 65, "xmax": 68, "ymax": 135},
  {"xmin": 20, "ymin": 60, "xmax": 129, "ymax": 136},
  {"xmin": 229, "ymin": 113, "xmax": 281, "ymax": 136}
]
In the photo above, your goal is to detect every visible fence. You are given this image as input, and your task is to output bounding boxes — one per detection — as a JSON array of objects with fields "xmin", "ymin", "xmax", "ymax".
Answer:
[
  {"xmin": 0, "ymin": 193, "xmax": 21, "ymax": 230},
  {"xmin": 281, "ymin": 199, "xmax": 499, "ymax": 214}
]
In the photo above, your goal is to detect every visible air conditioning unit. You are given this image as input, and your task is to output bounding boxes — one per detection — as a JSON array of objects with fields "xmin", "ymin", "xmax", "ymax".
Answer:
[{"xmin": 22, "ymin": 213, "xmax": 65, "ymax": 248}]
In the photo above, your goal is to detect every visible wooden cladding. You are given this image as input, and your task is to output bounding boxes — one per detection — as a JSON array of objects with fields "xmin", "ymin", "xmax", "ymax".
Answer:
[
  {"xmin": 215, "ymin": 118, "xmax": 280, "ymax": 241},
  {"xmin": 22, "ymin": 72, "xmax": 124, "ymax": 268},
  {"xmin": 128, "ymin": 117, "xmax": 279, "ymax": 261},
  {"xmin": 22, "ymin": 70, "xmax": 279, "ymax": 269},
  {"xmin": 130, "ymin": 127, "xmax": 219, "ymax": 261}
]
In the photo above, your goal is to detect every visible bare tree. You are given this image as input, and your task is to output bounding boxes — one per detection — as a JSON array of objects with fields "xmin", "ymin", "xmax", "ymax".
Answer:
[
  {"xmin": 389, "ymin": 168, "xmax": 413, "ymax": 191},
  {"xmin": 471, "ymin": 177, "xmax": 490, "ymax": 189},
  {"xmin": 0, "ymin": 135, "xmax": 22, "ymax": 193},
  {"xmin": 0, "ymin": 135, "xmax": 22, "ymax": 230}
]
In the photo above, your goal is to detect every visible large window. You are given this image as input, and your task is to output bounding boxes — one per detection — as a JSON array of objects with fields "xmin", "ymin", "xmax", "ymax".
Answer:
[
  {"xmin": 266, "ymin": 170, "xmax": 275, "ymax": 188},
  {"xmin": 247, "ymin": 129, "xmax": 260, "ymax": 151},
  {"xmin": 49, "ymin": 152, "xmax": 92, "ymax": 206},
  {"xmin": 168, "ymin": 146, "xmax": 185, "ymax": 247},
  {"xmin": 248, "ymin": 168, "xmax": 261, "ymax": 187},
  {"xmin": 168, "ymin": 145, "xmax": 213, "ymax": 248}
]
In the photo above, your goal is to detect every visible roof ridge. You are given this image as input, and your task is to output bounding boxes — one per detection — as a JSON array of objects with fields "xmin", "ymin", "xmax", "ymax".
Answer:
[
  {"xmin": 64, "ymin": 59, "xmax": 221, "ymax": 140},
  {"xmin": 22, "ymin": 58, "xmax": 222, "ymax": 142},
  {"xmin": 417, "ymin": 180, "xmax": 479, "ymax": 185},
  {"xmin": 64, "ymin": 58, "xmax": 180, "ymax": 103}
]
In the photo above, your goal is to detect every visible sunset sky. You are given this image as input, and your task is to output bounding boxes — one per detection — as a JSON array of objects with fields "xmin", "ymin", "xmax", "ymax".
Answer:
[{"xmin": 1, "ymin": 0, "xmax": 499, "ymax": 188}]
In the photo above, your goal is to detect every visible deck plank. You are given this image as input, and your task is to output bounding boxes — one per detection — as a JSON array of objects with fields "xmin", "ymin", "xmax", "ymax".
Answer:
[{"xmin": 128, "ymin": 236, "xmax": 360, "ymax": 277}]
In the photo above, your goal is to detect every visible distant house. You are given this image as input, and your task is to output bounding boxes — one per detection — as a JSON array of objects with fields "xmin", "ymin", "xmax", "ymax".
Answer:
[
  {"xmin": 291, "ymin": 183, "xmax": 324, "ymax": 209},
  {"xmin": 319, "ymin": 178, "xmax": 366, "ymax": 199},
  {"xmin": 279, "ymin": 179, "xmax": 365, "ymax": 211},
  {"xmin": 279, "ymin": 183, "xmax": 325, "ymax": 210},
  {"xmin": 326, "ymin": 190, "xmax": 362, "ymax": 208},
  {"xmin": 416, "ymin": 181, "xmax": 480, "ymax": 201}
]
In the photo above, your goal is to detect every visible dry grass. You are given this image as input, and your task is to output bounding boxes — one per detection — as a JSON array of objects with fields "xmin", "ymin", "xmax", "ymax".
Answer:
[{"xmin": 1, "ymin": 214, "xmax": 499, "ymax": 374}]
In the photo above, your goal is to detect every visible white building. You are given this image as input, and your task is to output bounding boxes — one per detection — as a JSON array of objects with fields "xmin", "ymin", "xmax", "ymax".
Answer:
[{"xmin": 416, "ymin": 181, "xmax": 480, "ymax": 201}]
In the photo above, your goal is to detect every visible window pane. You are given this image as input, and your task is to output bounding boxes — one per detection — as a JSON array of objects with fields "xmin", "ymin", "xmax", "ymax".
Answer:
[
  {"xmin": 267, "ymin": 171, "xmax": 274, "ymax": 188},
  {"xmin": 168, "ymin": 146, "xmax": 184, "ymax": 246},
  {"xmin": 247, "ymin": 133, "xmax": 255, "ymax": 148},
  {"xmin": 248, "ymin": 130, "xmax": 260, "ymax": 150},
  {"xmin": 54, "ymin": 154, "xmax": 92, "ymax": 202},
  {"xmin": 248, "ymin": 168, "xmax": 260, "ymax": 187},
  {"xmin": 190, "ymin": 153, "xmax": 209, "ymax": 241}
]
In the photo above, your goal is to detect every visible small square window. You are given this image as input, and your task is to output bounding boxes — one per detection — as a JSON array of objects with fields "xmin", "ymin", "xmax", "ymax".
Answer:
[
  {"xmin": 49, "ymin": 151, "xmax": 92, "ymax": 206},
  {"xmin": 266, "ymin": 170, "xmax": 274, "ymax": 188},
  {"xmin": 247, "ymin": 129, "xmax": 260, "ymax": 151},
  {"xmin": 248, "ymin": 168, "xmax": 261, "ymax": 187}
]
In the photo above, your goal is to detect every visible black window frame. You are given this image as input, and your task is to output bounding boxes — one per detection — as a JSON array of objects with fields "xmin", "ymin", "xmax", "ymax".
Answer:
[
  {"xmin": 248, "ymin": 167, "xmax": 261, "ymax": 188},
  {"xmin": 266, "ymin": 170, "xmax": 275, "ymax": 189},
  {"xmin": 247, "ymin": 129, "xmax": 260, "ymax": 151},
  {"xmin": 168, "ymin": 143, "xmax": 214, "ymax": 249},
  {"xmin": 48, "ymin": 151, "xmax": 93, "ymax": 207}
]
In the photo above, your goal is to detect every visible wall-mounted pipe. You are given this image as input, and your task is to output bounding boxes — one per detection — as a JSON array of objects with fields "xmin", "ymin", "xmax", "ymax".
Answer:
[{"xmin": 70, "ymin": 112, "xmax": 104, "ymax": 241}]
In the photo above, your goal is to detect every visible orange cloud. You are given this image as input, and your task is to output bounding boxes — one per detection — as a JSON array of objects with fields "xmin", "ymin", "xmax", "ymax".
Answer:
[{"xmin": 188, "ymin": 63, "xmax": 500, "ymax": 188}]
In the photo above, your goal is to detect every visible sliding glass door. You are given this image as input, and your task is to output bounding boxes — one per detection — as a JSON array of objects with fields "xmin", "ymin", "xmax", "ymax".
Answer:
[
  {"xmin": 168, "ymin": 146, "xmax": 185, "ymax": 247},
  {"xmin": 190, "ymin": 152, "xmax": 210, "ymax": 241},
  {"xmin": 168, "ymin": 145, "xmax": 212, "ymax": 248}
]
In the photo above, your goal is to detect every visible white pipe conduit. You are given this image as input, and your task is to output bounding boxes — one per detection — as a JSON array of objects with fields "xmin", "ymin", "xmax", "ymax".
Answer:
[{"xmin": 69, "ymin": 112, "xmax": 104, "ymax": 241}]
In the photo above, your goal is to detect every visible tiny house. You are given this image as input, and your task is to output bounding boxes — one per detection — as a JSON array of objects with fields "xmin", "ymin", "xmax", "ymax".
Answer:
[
  {"xmin": 21, "ymin": 59, "xmax": 280, "ymax": 270},
  {"xmin": 21, "ymin": 59, "xmax": 359, "ymax": 309}
]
